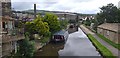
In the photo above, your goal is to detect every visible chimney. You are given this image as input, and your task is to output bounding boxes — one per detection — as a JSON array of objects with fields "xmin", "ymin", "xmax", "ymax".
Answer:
[{"xmin": 34, "ymin": 4, "xmax": 36, "ymax": 19}]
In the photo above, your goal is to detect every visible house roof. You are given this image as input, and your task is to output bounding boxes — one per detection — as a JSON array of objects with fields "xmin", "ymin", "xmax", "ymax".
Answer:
[{"xmin": 97, "ymin": 23, "xmax": 120, "ymax": 32}]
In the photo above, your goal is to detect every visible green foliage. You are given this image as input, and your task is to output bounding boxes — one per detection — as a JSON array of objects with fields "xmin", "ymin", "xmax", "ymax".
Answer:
[
  {"xmin": 25, "ymin": 22, "xmax": 36, "ymax": 34},
  {"xmin": 25, "ymin": 15, "xmax": 50, "ymax": 36},
  {"xmin": 59, "ymin": 19, "xmax": 68, "ymax": 29},
  {"xmin": 33, "ymin": 15, "xmax": 50, "ymax": 35},
  {"xmin": 117, "ymin": 9, "xmax": 120, "ymax": 23},
  {"xmin": 68, "ymin": 20, "xmax": 76, "ymax": 23},
  {"xmin": 43, "ymin": 31, "xmax": 51, "ymax": 37},
  {"xmin": 15, "ymin": 20, "xmax": 24, "ymax": 28},
  {"xmin": 97, "ymin": 33, "xmax": 120, "ymax": 50},
  {"xmin": 44, "ymin": 13, "xmax": 61, "ymax": 33},
  {"xmin": 13, "ymin": 36, "xmax": 35, "ymax": 58},
  {"xmin": 96, "ymin": 3, "xmax": 119, "ymax": 24},
  {"xmin": 40, "ymin": 37, "xmax": 50, "ymax": 43},
  {"xmin": 87, "ymin": 34, "xmax": 115, "ymax": 58},
  {"xmin": 84, "ymin": 17, "xmax": 91, "ymax": 26}
]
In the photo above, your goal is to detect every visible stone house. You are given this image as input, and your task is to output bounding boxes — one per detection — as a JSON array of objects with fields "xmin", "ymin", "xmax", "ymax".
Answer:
[
  {"xmin": 97, "ymin": 23, "xmax": 120, "ymax": 44},
  {"xmin": 0, "ymin": 0, "xmax": 25, "ymax": 57}
]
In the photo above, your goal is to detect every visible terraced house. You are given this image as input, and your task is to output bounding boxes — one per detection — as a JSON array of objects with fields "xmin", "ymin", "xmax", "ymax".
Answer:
[{"xmin": 0, "ymin": 0, "xmax": 25, "ymax": 57}]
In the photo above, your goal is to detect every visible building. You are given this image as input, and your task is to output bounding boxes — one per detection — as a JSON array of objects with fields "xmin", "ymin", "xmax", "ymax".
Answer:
[
  {"xmin": 97, "ymin": 23, "xmax": 120, "ymax": 44},
  {"xmin": 0, "ymin": 0, "xmax": 25, "ymax": 57},
  {"xmin": 54, "ymin": 12, "xmax": 77, "ymax": 20},
  {"xmin": 12, "ymin": 11, "xmax": 34, "ymax": 21}
]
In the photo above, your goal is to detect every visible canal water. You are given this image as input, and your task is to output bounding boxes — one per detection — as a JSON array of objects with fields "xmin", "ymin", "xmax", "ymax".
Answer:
[
  {"xmin": 34, "ymin": 28, "xmax": 101, "ymax": 57},
  {"xmin": 34, "ymin": 42, "xmax": 64, "ymax": 57},
  {"xmin": 58, "ymin": 28, "xmax": 101, "ymax": 56}
]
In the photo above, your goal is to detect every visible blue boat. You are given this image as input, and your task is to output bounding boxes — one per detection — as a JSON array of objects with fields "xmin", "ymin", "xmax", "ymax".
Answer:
[{"xmin": 52, "ymin": 30, "xmax": 69, "ymax": 42}]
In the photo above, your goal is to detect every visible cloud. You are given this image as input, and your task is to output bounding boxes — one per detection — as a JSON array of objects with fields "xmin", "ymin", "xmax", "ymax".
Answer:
[
  {"xmin": 11, "ymin": 0, "xmax": 119, "ymax": 14},
  {"xmin": 12, "ymin": 2, "xmax": 33, "ymax": 10}
]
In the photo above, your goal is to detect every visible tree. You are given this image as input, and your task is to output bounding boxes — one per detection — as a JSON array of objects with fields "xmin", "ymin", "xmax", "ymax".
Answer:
[
  {"xmin": 59, "ymin": 19, "xmax": 68, "ymax": 29},
  {"xmin": 33, "ymin": 15, "xmax": 50, "ymax": 36},
  {"xmin": 25, "ymin": 15, "xmax": 50, "ymax": 36},
  {"xmin": 96, "ymin": 3, "xmax": 119, "ymax": 24},
  {"xmin": 44, "ymin": 13, "xmax": 61, "ymax": 33},
  {"xmin": 13, "ymin": 34, "xmax": 35, "ymax": 58},
  {"xmin": 84, "ymin": 17, "xmax": 91, "ymax": 26},
  {"xmin": 25, "ymin": 22, "xmax": 37, "ymax": 34},
  {"xmin": 116, "ymin": 9, "xmax": 120, "ymax": 23}
]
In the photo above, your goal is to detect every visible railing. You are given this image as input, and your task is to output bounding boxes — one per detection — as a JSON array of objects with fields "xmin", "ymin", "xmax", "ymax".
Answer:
[{"xmin": 2, "ymin": 28, "xmax": 25, "ymax": 43}]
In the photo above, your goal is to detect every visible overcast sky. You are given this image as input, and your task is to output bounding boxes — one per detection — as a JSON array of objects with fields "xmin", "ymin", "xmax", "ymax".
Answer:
[{"xmin": 11, "ymin": 0, "xmax": 119, "ymax": 14}]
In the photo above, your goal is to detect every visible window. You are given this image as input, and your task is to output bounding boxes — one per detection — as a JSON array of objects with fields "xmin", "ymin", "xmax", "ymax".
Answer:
[
  {"xmin": 0, "ymin": 24, "xmax": 1, "ymax": 32},
  {"xmin": 4, "ymin": 7, "xmax": 9, "ymax": 13},
  {"xmin": 8, "ymin": 21, "xmax": 12, "ymax": 29},
  {"xmin": 0, "ymin": 3, "xmax": 2, "ymax": 16},
  {"xmin": 2, "ymin": 22, "xmax": 8, "ymax": 31},
  {"xmin": 2, "ymin": 22, "xmax": 5, "ymax": 28}
]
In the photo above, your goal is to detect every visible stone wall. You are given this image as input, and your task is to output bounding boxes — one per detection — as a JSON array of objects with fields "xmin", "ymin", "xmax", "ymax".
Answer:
[{"xmin": 97, "ymin": 28, "xmax": 119, "ymax": 44}]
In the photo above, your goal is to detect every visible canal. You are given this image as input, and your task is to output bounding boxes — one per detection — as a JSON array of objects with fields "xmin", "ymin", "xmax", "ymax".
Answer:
[
  {"xmin": 34, "ymin": 42, "xmax": 64, "ymax": 57},
  {"xmin": 34, "ymin": 27, "xmax": 101, "ymax": 57}
]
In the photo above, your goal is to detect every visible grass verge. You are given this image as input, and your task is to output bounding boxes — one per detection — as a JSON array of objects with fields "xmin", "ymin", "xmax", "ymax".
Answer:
[
  {"xmin": 97, "ymin": 33, "xmax": 120, "ymax": 50},
  {"xmin": 83, "ymin": 25, "xmax": 120, "ymax": 50},
  {"xmin": 87, "ymin": 34, "xmax": 115, "ymax": 58}
]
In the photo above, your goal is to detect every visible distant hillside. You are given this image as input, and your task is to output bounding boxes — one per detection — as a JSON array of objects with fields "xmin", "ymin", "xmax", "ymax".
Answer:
[
  {"xmin": 23, "ymin": 9, "xmax": 70, "ymax": 14},
  {"xmin": 23, "ymin": 9, "xmax": 49, "ymax": 13},
  {"xmin": 13, "ymin": 9, "xmax": 96, "ymax": 16}
]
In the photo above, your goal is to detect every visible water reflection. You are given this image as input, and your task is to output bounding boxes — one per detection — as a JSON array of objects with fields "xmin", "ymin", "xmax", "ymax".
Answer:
[{"xmin": 58, "ymin": 28, "xmax": 101, "ymax": 56}]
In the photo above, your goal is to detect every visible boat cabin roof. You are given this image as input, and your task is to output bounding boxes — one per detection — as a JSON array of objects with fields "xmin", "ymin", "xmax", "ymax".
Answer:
[{"xmin": 53, "ymin": 30, "xmax": 66, "ymax": 35}]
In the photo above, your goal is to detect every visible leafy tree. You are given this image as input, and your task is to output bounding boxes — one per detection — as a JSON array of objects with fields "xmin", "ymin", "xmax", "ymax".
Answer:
[
  {"xmin": 25, "ymin": 15, "xmax": 50, "ymax": 36},
  {"xmin": 33, "ymin": 15, "xmax": 50, "ymax": 36},
  {"xmin": 13, "ymin": 35, "xmax": 35, "ymax": 58},
  {"xmin": 25, "ymin": 22, "xmax": 37, "ymax": 34},
  {"xmin": 44, "ymin": 13, "xmax": 61, "ymax": 33},
  {"xmin": 96, "ymin": 3, "xmax": 119, "ymax": 24},
  {"xmin": 68, "ymin": 20, "xmax": 76, "ymax": 23},
  {"xmin": 95, "ymin": 13, "xmax": 105, "ymax": 25},
  {"xmin": 117, "ymin": 9, "xmax": 120, "ymax": 23},
  {"xmin": 14, "ymin": 20, "xmax": 24, "ymax": 28},
  {"xmin": 59, "ymin": 19, "xmax": 68, "ymax": 29},
  {"xmin": 84, "ymin": 17, "xmax": 91, "ymax": 26}
]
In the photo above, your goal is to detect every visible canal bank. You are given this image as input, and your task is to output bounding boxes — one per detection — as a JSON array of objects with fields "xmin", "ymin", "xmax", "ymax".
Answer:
[{"xmin": 34, "ymin": 42, "xmax": 65, "ymax": 57}]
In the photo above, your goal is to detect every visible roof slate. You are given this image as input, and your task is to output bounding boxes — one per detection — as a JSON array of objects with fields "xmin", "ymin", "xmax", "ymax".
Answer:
[{"xmin": 97, "ymin": 23, "xmax": 120, "ymax": 32}]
